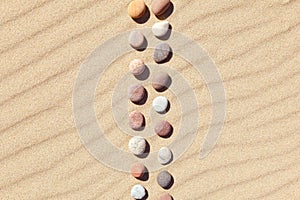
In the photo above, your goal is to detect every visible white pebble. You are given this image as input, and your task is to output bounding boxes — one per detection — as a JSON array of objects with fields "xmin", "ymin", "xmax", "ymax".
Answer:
[
  {"xmin": 152, "ymin": 21, "xmax": 170, "ymax": 38},
  {"xmin": 152, "ymin": 96, "xmax": 169, "ymax": 113},
  {"xmin": 158, "ymin": 147, "xmax": 172, "ymax": 165},
  {"xmin": 131, "ymin": 184, "xmax": 146, "ymax": 199},
  {"xmin": 128, "ymin": 136, "xmax": 146, "ymax": 156}
]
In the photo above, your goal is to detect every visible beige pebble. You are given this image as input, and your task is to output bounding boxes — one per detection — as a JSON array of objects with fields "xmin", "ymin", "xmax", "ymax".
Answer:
[
  {"xmin": 129, "ymin": 59, "xmax": 146, "ymax": 76},
  {"xmin": 128, "ymin": 0, "xmax": 147, "ymax": 19}
]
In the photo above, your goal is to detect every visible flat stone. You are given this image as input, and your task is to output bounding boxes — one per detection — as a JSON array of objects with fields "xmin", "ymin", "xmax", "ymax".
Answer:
[
  {"xmin": 128, "ymin": 84, "xmax": 145, "ymax": 104},
  {"xmin": 157, "ymin": 171, "xmax": 173, "ymax": 189},
  {"xmin": 152, "ymin": 96, "xmax": 169, "ymax": 113},
  {"xmin": 155, "ymin": 121, "xmax": 172, "ymax": 138},
  {"xmin": 131, "ymin": 184, "xmax": 146, "ymax": 199},
  {"xmin": 152, "ymin": 21, "xmax": 170, "ymax": 38},
  {"xmin": 158, "ymin": 193, "xmax": 173, "ymax": 200},
  {"xmin": 128, "ymin": 136, "xmax": 146, "ymax": 156},
  {"xmin": 158, "ymin": 147, "xmax": 172, "ymax": 165},
  {"xmin": 153, "ymin": 43, "xmax": 172, "ymax": 63},
  {"xmin": 129, "ymin": 59, "xmax": 146, "ymax": 76},
  {"xmin": 151, "ymin": 0, "xmax": 171, "ymax": 16},
  {"xmin": 128, "ymin": 111, "xmax": 145, "ymax": 130},
  {"xmin": 152, "ymin": 72, "xmax": 171, "ymax": 91},
  {"xmin": 131, "ymin": 163, "xmax": 146, "ymax": 179},
  {"xmin": 129, "ymin": 31, "xmax": 146, "ymax": 50},
  {"xmin": 128, "ymin": 0, "xmax": 147, "ymax": 19}
]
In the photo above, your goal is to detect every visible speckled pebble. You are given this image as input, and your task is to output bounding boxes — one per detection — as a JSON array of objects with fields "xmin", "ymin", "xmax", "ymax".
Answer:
[
  {"xmin": 152, "ymin": 21, "xmax": 170, "ymax": 38},
  {"xmin": 158, "ymin": 192, "xmax": 173, "ymax": 200},
  {"xmin": 131, "ymin": 163, "xmax": 146, "ymax": 179},
  {"xmin": 151, "ymin": 0, "xmax": 171, "ymax": 16},
  {"xmin": 128, "ymin": 84, "xmax": 146, "ymax": 104},
  {"xmin": 153, "ymin": 43, "xmax": 172, "ymax": 63},
  {"xmin": 131, "ymin": 184, "xmax": 146, "ymax": 199},
  {"xmin": 158, "ymin": 147, "xmax": 172, "ymax": 165},
  {"xmin": 155, "ymin": 121, "xmax": 172, "ymax": 138},
  {"xmin": 128, "ymin": 0, "xmax": 147, "ymax": 19},
  {"xmin": 152, "ymin": 96, "xmax": 169, "ymax": 113},
  {"xmin": 129, "ymin": 31, "xmax": 146, "ymax": 50},
  {"xmin": 129, "ymin": 111, "xmax": 145, "ymax": 130},
  {"xmin": 152, "ymin": 72, "xmax": 171, "ymax": 91},
  {"xmin": 128, "ymin": 136, "xmax": 146, "ymax": 156},
  {"xmin": 129, "ymin": 59, "xmax": 146, "ymax": 76},
  {"xmin": 157, "ymin": 171, "xmax": 173, "ymax": 189}
]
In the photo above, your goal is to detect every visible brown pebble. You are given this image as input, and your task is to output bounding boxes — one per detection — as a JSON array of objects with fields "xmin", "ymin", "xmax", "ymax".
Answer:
[
  {"xmin": 129, "ymin": 111, "xmax": 145, "ymax": 130},
  {"xmin": 128, "ymin": 0, "xmax": 147, "ymax": 19},
  {"xmin": 152, "ymin": 72, "xmax": 171, "ymax": 91},
  {"xmin": 158, "ymin": 193, "xmax": 173, "ymax": 200},
  {"xmin": 151, "ymin": 0, "xmax": 170, "ymax": 16},
  {"xmin": 155, "ymin": 121, "xmax": 172, "ymax": 138},
  {"xmin": 131, "ymin": 163, "xmax": 146, "ymax": 179},
  {"xmin": 128, "ymin": 84, "xmax": 145, "ymax": 104}
]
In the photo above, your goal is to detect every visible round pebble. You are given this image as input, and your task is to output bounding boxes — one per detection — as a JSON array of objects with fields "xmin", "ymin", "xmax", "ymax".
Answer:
[
  {"xmin": 129, "ymin": 31, "xmax": 146, "ymax": 50},
  {"xmin": 128, "ymin": 84, "xmax": 145, "ymax": 104},
  {"xmin": 158, "ymin": 193, "xmax": 173, "ymax": 200},
  {"xmin": 129, "ymin": 111, "xmax": 145, "ymax": 130},
  {"xmin": 131, "ymin": 163, "xmax": 146, "ymax": 179},
  {"xmin": 158, "ymin": 147, "xmax": 172, "ymax": 165},
  {"xmin": 131, "ymin": 184, "xmax": 146, "ymax": 199},
  {"xmin": 153, "ymin": 43, "xmax": 172, "ymax": 63},
  {"xmin": 128, "ymin": 136, "xmax": 146, "ymax": 156},
  {"xmin": 151, "ymin": 0, "xmax": 171, "ymax": 16},
  {"xmin": 157, "ymin": 171, "xmax": 173, "ymax": 189},
  {"xmin": 129, "ymin": 59, "xmax": 146, "ymax": 76},
  {"xmin": 152, "ymin": 96, "xmax": 169, "ymax": 113},
  {"xmin": 128, "ymin": 0, "xmax": 147, "ymax": 19},
  {"xmin": 152, "ymin": 72, "xmax": 171, "ymax": 91},
  {"xmin": 155, "ymin": 121, "xmax": 172, "ymax": 138},
  {"xmin": 152, "ymin": 21, "xmax": 170, "ymax": 38}
]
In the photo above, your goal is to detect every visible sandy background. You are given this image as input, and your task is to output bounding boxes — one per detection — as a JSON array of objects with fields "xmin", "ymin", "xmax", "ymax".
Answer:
[{"xmin": 0, "ymin": 0, "xmax": 299, "ymax": 199}]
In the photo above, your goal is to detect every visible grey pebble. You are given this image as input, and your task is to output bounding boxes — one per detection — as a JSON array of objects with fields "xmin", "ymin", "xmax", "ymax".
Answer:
[
  {"xmin": 152, "ymin": 72, "xmax": 171, "ymax": 92},
  {"xmin": 157, "ymin": 171, "xmax": 173, "ymax": 189},
  {"xmin": 129, "ymin": 31, "xmax": 146, "ymax": 50},
  {"xmin": 153, "ymin": 43, "xmax": 172, "ymax": 63},
  {"xmin": 158, "ymin": 146, "xmax": 173, "ymax": 165}
]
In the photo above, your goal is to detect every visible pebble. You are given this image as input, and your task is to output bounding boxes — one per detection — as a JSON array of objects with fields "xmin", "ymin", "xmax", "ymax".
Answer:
[
  {"xmin": 153, "ymin": 43, "xmax": 172, "ymax": 63},
  {"xmin": 157, "ymin": 171, "xmax": 173, "ymax": 189},
  {"xmin": 128, "ymin": 136, "xmax": 146, "ymax": 156},
  {"xmin": 128, "ymin": 84, "xmax": 146, "ymax": 104},
  {"xmin": 129, "ymin": 31, "xmax": 146, "ymax": 50},
  {"xmin": 152, "ymin": 72, "xmax": 171, "ymax": 91},
  {"xmin": 152, "ymin": 96, "xmax": 169, "ymax": 113},
  {"xmin": 129, "ymin": 59, "xmax": 146, "ymax": 76},
  {"xmin": 131, "ymin": 184, "xmax": 146, "ymax": 199},
  {"xmin": 131, "ymin": 163, "xmax": 146, "ymax": 179},
  {"xmin": 155, "ymin": 121, "xmax": 172, "ymax": 138},
  {"xmin": 127, "ymin": 0, "xmax": 147, "ymax": 19},
  {"xmin": 129, "ymin": 111, "xmax": 145, "ymax": 130},
  {"xmin": 158, "ymin": 193, "xmax": 173, "ymax": 200},
  {"xmin": 151, "ymin": 0, "xmax": 171, "ymax": 16},
  {"xmin": 152, "ymin": 21, "xmax": 170, "ymax": 38},
  {"xmin": 158, "ymin": 147, "xmax": 172, "ymax": 165}
]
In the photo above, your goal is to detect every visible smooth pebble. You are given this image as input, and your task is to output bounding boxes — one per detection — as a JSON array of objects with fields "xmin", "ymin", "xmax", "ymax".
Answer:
[
  {"xmin": 128, "ymin": 84, "xmax": 146, "ymax": 104},
  {"xmin": 158, "ymin": 192, "xmax": 173, "ymax": 200},
  {"xmin": 158, "ymin": 147, "xmax": 172, "ymax": 165},
  {"xmin": 157, "ymin": 171, "xmax": 173, "ymax": 189},
  {"xmin": 129, "ymin": 59, "xmax": 146, "ymax": 76},
  {"xmin": 128, "ymin": 0, "xmax": 147, "ymax": 19},
  {"xmin": 152, "ymin": 72, "xmax": 171, "ymax": 91},
  {"xmin": 129, "ymin": 111, "xmax": 145, "ymax": 130},
  {"xmin": 128, "ymin": 136, "xmax": 146, "ymax": 156},
  {"xmin": 155, "ymin": 120, "xmax": 172, "ymax": 138},
  {"xmin": 151, "ymin": 0, "xmax": 171, "ymax": 16},
  {"xmin": 153, "ymin": 43, "xmax": 172, "ymax": 63},
  {"xmin": 131, "ymin": 184, "xmax": 146, "ymax": 199},
  {"xmin": 129, "ymin": 31, "xmax": 146, "ymax": 50},
  {"xmin": 131, "ymin": 163, "xmax": 146, "ymax": 179},
  {"xmin": 152, "ymin": 21, "xmax": 170, "ymax": 38},
  {"xmin": 152, "ymin": 96, "xmax": 169, "ymax": 113}
]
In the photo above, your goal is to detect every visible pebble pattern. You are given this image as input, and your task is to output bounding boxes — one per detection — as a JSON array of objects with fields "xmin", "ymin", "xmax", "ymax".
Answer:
[
  {"xmin": 153, "ymin": 43, "xmax": 172, "ymax": 63},
  {"xmin": 128, "ymin": 136, "xmax": 146, "ymax": 156},
  {"xmin": 151, "ymin": 0, "xmax": 171, "ymax": 16},
  {"xmin": 128, "ymin": 0, "xmax": 147, "ymax": 19},
  {"xmin": 129, "ymin": 31, "xmax": 146, "ymax": 50},
  {"xmin": 131, "ymin": 184, "xmax": 146, "ymax": 199},
  {"xmin": 128, "ymin": 84, "xmax": 146, "ymax": 104},
  {"xmin": 157, "ymin": 171, "xmax": 173, "ymax": 189},
  {"xmin": 128, "ymin": 111, "xmax": 145, "ymax": 130},
  {"xmin": 152, "ymin": 72, "xmax": 171, "ymax": 92},
  {"xmin": 152, "ymin": 21, "xmax": 170, "ymax": 38},
  {"xmin": 158, "ymin": 147, "xmax": 173, "ymax": 165},
  {"xmin": 152, "ymin": 96, "xmax": 169, "ymax": 113},
  {"xmin": 129, "ymin": 59, "xmax": 146, "ymax": 76}
]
